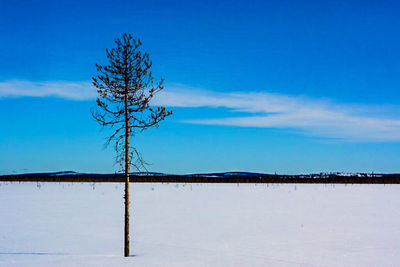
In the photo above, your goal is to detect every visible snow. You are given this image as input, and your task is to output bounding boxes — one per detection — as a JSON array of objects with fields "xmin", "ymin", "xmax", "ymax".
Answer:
[
  {"xmin": 0, "ymin": 182, "xmax": 399, "ymax": 266},
  {"xmin": 50, "ymin": 171, "xmax": 79, "ymax": 176}
]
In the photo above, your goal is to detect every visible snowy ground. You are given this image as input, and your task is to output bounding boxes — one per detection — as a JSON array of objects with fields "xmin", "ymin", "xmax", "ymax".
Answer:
[{"xmin": 0, "ymin": 182, "xmax": 399, "ymax": 266}]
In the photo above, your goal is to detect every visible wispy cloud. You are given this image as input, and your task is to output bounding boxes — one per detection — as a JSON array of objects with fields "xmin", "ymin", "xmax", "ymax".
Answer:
[
  {"xmin": 0, "ymin": 80, "xmax": 95, "ymax": 100},
  {"xmin": 153, "ymin": 84, "xmax": 400, "ymax": 142},
  {"xmin": 1, "ymin": 80, "xmax": 400, "ymax": 141}
]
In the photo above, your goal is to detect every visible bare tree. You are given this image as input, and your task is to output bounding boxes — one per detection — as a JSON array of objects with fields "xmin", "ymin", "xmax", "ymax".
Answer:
[{"xmin": 92, "ymin": 33, "xmax": 172, "ymax": 257}]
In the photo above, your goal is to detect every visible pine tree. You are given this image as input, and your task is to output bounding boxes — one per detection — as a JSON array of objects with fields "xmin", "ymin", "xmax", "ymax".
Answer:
[{"xmin": 92, "ymin": 33, "xmax": 172, "ymax": 257}]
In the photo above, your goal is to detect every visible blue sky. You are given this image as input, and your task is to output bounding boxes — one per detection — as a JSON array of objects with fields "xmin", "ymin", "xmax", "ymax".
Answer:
[{"xmin": 1, "ymin": 0, "xmax": 400, "ymax": 174}]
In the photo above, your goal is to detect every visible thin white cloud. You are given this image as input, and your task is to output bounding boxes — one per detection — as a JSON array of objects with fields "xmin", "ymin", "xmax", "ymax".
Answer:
[
  {"xmin": 0, "ymin": 80, "xmax": 95, "ymax": 100},
  {"xmin": 153, "ymin": 84, "xmax": 400, "ymax": 142},
  {"xmin": 1, "ymin": 80, "xmax": 400, "ymax": 141}
]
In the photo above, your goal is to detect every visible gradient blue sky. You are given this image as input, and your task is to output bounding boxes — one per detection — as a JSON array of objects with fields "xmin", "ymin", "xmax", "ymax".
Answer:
[{"xmin": 1, "ymin": 0, "xmax": 400, "ymax": 174}]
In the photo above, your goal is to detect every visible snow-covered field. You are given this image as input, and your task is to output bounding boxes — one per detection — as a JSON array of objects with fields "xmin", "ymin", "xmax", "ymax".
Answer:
[{"xmin": 0, "ymin": 182, "xmax": 399, "ymax": 266}]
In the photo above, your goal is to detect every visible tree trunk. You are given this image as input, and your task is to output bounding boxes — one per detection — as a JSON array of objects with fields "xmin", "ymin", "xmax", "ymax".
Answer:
[{"xmin": 124, "ymin": 90, "xmax": 130, "ymax": 257}]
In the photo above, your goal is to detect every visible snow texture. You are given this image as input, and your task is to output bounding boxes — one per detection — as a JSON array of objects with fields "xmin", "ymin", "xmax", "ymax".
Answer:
[{"xmin": 0, "ymin": 182, "xmax": 399, "ymax": 266}]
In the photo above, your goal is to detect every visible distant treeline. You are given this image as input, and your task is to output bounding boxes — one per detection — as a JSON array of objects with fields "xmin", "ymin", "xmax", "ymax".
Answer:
[{"xmin": 1, "ymin": 173, "xmax": 400, "ymax": 184}]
